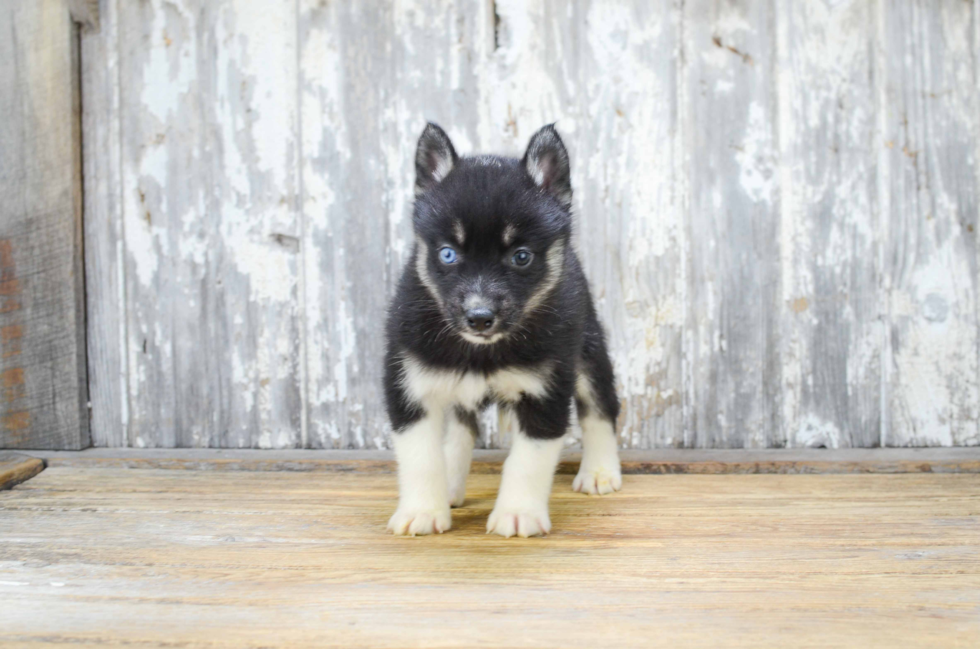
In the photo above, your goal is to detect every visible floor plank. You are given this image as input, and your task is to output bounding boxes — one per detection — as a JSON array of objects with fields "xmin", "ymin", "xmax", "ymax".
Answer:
[
  {"xmin": 1, "ymin": 468, "xmax": 978, "ymax": 647},
  {"xmin": 31, "ymin": 447, "xmax": 980, "ymax": 474}
]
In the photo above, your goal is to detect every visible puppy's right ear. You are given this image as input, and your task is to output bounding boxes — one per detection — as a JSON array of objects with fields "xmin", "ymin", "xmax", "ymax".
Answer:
[
  {"xmin": 415, "ymin": 123, "xmax": 458, "ymax": 195},
  {"xmin": 523, "ymin": 124, "xmax": 572, "ymax": 208}
]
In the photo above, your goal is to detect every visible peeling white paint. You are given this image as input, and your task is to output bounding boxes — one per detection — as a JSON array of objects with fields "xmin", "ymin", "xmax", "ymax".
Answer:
[
  {"xmin": 735, "ymin": 102, "xmax": 775, "ymax": 205},
  {"xmin": 793, "ymin": 414, "xmax": 843, "ymax": 449}
]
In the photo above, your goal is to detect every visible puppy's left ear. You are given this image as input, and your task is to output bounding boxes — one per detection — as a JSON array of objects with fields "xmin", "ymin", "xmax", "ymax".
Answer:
[
  {"xmin": 415, "ymin": 122, "xmax": 458, "ymax": 195},
  {"xmin": 523, "ymin": 124, "xmax": 572, "ymax": 208}
]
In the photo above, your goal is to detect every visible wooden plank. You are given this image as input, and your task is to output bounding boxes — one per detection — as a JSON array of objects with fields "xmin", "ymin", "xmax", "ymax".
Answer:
[
  {"xmin": 0, "ymin": 0, "xmax": 89, "ymax": 450},
  {"xmin": 775, "ymin": 0, "xmax": 880, "ymax": 448},
  {"xmin": 878, "ymin": 1, "xmax": 980, "ymax": 446},
  {"xmin": 0, "ymin": 451, "xmax": 45, "ymax": 489},
  {"xmin": 511, "ymin": 1, "xmax": 683, "ymax": 449},
  {"xmin": 204, "ymin": 0, "xmax": 302, "ymax": 448},
  {"xmin": 1, "ymin": 468, "xmax": 978, "ymax": 647},
  {"xmin": 683, "ymin": 0, "xmax": 781, "ymax": 448},
  {"xmin": 299, "ymin": 0, "xmax": 488, "ymax": 448},
  {"xmin": 29, "ymin": 447, "xmax": 980, "ymax": 475},
  {"xmin": 81, "ymin": 0, "xmax": 127, "ymax": 447},
  {"xmin": 115, "ymin": 0, "xmax": 302, "ymax": 448},
  {"xmin": 115, "ymin": 0, "xmax": 185, "ymax": 446}
]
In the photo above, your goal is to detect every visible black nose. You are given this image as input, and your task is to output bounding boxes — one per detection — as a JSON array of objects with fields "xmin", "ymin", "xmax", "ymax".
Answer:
[{"xmin": 465, "ymin": 307, "xmax": 496, "ymax": 333}]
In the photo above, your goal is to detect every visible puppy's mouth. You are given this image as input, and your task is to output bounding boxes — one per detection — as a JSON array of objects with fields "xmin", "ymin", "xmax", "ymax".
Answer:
[{"xmin": 459, "ymin": 330, "xmax": 506, "ymax": 346}]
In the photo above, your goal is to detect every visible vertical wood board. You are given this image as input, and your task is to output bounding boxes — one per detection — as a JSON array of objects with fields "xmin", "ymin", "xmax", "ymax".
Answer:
[
  {"xmin": 112, "ymin": 0, "xmax": 302, "ymax": 448},
  {"xmin": 0, "ymin": 0, "xmax": 90, "ymax": 450},
  {"xmin": 300, "ymin": 0, "xmax": 489, "ymax": 449},
  {"xmin": 82, "ymin": 0, "xmax": 127, "ymax": 448},
  {"xmin": 878, "ymin": 0, "xmax": 979, "ymax": 447},
  {"xmin": 683, "ymin": 0, "xmax": 782, "ymax": 448},
  {"xmin": 775, "ymin": 0, "xmax": 881, "ymax": 448}
]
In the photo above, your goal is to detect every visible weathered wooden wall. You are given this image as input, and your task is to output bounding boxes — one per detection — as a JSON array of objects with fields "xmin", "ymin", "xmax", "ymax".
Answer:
[
  {"xmin": 82, "ymin": 0, "xmax": 980, "ymax": 450},
  {"xmin": 0, "ymin": 0, "xmax": 90, "ymax": 450}
]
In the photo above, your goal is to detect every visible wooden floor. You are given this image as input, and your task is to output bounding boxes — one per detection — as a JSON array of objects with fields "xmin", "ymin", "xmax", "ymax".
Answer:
[{"xmin": 1, "ymin": 467, "xmax": 978, "ymax": 647}]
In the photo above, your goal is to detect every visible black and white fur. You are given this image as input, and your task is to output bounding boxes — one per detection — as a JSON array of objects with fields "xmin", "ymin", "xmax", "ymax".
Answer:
[{"xmin": 384, "ymin": 123, "xmax": 621, "ymax": 538}]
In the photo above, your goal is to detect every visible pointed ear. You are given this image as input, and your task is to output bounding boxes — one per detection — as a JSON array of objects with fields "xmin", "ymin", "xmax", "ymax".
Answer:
[
  {"xmin": 523, "ymin": 124, "xmax": 572, "ymax": 208},
  {"xmin": 415, "ymin": 123, "xmax": 458, "ymax": 195}
]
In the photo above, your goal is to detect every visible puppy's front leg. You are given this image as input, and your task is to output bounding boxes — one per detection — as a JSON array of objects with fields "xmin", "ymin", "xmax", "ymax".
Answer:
[
  {"xmin": 573, "ymin": 412, "xmax": 622, "ymax": 495},
  {"xmin": 445, "ymin": 407, "xmax": 478, "ymax": 508},
  {"xmin": 388, "ymin": 411, "xmax": 451, "ymax": 536},
  {"xmin": 487, "ymin": 425, "xmax": 564, "ymax": 539}
]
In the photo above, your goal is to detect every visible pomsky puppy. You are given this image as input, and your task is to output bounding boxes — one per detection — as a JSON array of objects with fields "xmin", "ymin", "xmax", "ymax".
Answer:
[{"xmin": 384, "ymin": 123, "xmax": 621, "ymax": 538}]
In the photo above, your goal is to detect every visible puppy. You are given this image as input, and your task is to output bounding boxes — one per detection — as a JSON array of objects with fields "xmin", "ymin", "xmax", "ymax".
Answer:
[{"xmin": 384, "ymin": 123, "xmax": 621, "ymax": 538}]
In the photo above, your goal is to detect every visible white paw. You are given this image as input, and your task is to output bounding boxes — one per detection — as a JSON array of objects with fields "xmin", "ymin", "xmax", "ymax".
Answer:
[
  {"xmin": 387, "ymin": 506, "xmax": 452, "ymax": 536},
  {"xmin": 448, "ymin": 484, "xmax": 466, "ymax": 508},
  {"xmin": 573, "ymin": 467, "xmax": 623, "ymax": 495},
  {"xmin": 487, "ymin": 506, "xmax": 551, "ymax": 538}
]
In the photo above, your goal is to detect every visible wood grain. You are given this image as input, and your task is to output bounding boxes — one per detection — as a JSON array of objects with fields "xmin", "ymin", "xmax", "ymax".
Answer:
[
  {"xmin": 493, "ymin": 0, "xmax": 685, "ymax": 449},
  {"xmin": 878, "ymin": 1, "xmax": 980, "ymax": 447},
  {"xmin": 299, "ymin": 0, "xmax": 488, "ymax": 449},
  {"xmin": 112, "ymin": 0, "xmax": 303, "ymax": 448},
  {"xmin": 1, "ymin": 467, "xmax": 977, "ymax": 647},
  {"xmin": 81, "ymin": 0, "xmax": 127, "ymax": 448},
  {"xmin": 775, "ymin": 0, "xmax": 880, "ymax": 448},
  {"xmin": 683, "ymin": 0, "xmax": 781, "ymax": 448},
  {"xmin": 0, "ymin": 0, "xmax": 89, "ymax": 450}
]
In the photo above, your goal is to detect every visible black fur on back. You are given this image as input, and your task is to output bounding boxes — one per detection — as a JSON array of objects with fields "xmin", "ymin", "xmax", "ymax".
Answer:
[{"xmin": 384, "ymin": 124, "xmax": 619, "ymax": 440}]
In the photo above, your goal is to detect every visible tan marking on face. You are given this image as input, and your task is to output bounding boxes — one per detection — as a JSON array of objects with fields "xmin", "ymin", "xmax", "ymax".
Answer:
[
  {"xmin": 414, "ymin": 237, "xmax": 444, "ymax": 308},
  {"xmin": 502, "ymin": 224, "xmax": 518, "ymax": 247},
  {"xmin": 453, "ymin": 220, "xmax": 465, "ymax": 246},
  {"xmin": 523, "ymin": 239, "xmax": 565, "ymax": 317}
]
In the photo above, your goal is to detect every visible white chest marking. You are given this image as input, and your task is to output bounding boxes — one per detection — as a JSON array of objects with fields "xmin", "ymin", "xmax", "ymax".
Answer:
[{"xmin": 401, "ymin": 355, "xmax": 553, "ymax": 411}]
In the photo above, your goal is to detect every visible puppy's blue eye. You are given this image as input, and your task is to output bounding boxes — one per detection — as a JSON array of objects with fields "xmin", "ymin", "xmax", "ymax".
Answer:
[
  {"xmin": 438, "ymin": 247, "xmax": 458, "ymax": 264},
  {"xmin": 512, "ymin": 249, "xmax": 533, "ymax": 267}
]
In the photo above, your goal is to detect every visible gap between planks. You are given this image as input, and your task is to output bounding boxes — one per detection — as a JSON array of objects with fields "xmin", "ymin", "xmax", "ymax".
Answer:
[{"xmin": 23, "ymin": 447, "xmax": 980, "ymax": 474}]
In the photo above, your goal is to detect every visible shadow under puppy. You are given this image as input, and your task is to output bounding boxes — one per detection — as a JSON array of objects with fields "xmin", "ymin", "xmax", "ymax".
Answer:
[{"xmin": 384, "ymin": 123, "xmax": 621, "ymax": 538}]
